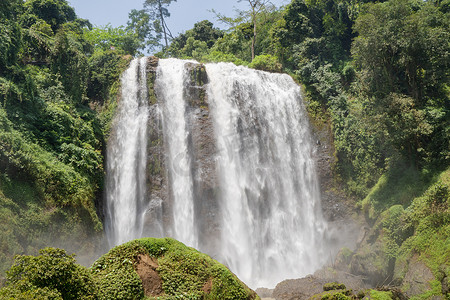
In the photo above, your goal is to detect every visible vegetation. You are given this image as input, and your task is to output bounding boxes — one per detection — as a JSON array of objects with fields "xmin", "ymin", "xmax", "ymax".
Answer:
[
  {"xmin": 0, "ymin": 0, "xmax": 133, "ymax": 277},
  {"xmin": 0, "ymin": 238, "xmax": 259, "ymax": 300},
  {"xmin": 0, "ymin": 0, "xmax": 448, "ymax": 298}
]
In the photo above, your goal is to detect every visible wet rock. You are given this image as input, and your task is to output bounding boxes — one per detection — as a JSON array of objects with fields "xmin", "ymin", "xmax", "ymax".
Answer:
[
  {"xmin": 401, "ymin": 255, "xmax": 435, "ymax": 297},
  {"xmin": 349, "ymin": 238, "xmax": 393, "ymax": 287},
  {"xmin": 183, "ymin": 62, "xmax": 220, "ymax": 254},
  {"xmin": 256, "ymin": 287, "xmax": 274, "ymax": 298},
  {"xmin": 146, "ymin": 56, "xmax": 159, "ymax": 73},
  {"xmin": 272, "ymin": 275, "xmax": 327, "ymax": 300}
]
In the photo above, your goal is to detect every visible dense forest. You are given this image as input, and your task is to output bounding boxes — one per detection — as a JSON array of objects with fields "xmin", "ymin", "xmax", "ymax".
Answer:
[{"xmin": 0, "ymin": 0, "xmax": 448, "ymax": 299}]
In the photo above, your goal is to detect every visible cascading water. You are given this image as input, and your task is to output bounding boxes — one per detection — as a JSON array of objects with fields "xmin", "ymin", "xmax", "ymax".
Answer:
[
  {"xmin": 105, "ymin": 57, "xmax": 149, "ymax": 246},
  {"xmin": 207, "ymin": 63, "xmax": 327, "ymax": 288},
  {"xmin": 105, "ymin": 57, "xmax": 328, "ymax": 288},
  {"xmin": 155, "ymin": 58, "xmax": 197, "ymax": 248}
]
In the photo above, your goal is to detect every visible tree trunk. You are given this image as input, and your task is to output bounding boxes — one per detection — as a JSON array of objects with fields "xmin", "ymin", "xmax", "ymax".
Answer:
[
  {"xmin": 158, "ymin": 0, "xmax": 168, "ymax": 49},
  {"xmin": 252, "ymin": 18, "xmax": 256, "ymax": 61}
]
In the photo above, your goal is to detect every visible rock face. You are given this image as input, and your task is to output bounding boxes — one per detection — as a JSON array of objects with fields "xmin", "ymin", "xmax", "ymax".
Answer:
[
  {"xmin": 142, "ymin": 56, "xmax": 168, "ymax": 237},
  {"xmin": 142, "ymin": 57, "xmax": 220, "ymax": 253},
  {"xmin": 309, "ymin": 108, "xmax": 364, "ymax": 259},
  {"xmin": 401, "ymin": 255, "xmax": 435, "ymax": 298},
  {"xmin": 184, "ymin": 63, "xmax": 221, "ymax": 254}
]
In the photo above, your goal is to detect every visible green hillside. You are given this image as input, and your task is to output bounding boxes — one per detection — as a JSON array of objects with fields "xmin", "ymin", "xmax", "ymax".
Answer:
[{"xmin": 0, "ymin": 0, "xmax": 448, "ymax": 298}]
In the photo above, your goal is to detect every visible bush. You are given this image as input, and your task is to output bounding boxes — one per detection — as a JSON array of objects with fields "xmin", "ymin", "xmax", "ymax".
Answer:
[
  {"xmin": 248, "ymin": 54, "xmax": 282, "ymax": 73},
  {"xmin": 0, "ymin": 248, "xmax": 96, "ymax": 300},
  {"xmin": 323, "ymin": 282, "xmax": 346, "ymax": 291},
  {"xmin": 203, "ymin": 50, "xmax": 248, "ymax": 66}
]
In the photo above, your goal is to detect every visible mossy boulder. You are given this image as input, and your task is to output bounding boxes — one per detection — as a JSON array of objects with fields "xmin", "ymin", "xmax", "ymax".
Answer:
[{"xmin": 92, "ymin": 237, "xmax": 259, "ymax": 300}]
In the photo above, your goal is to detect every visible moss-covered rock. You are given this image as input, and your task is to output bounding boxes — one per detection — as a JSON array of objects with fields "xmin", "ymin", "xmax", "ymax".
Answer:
[
  {"xmin": 346, "ymin": 167, "xmax": 449, "ymax": 298},
  {"xmin": 91, "ymin": 237, "xmax": 259, "ymax": 300}
]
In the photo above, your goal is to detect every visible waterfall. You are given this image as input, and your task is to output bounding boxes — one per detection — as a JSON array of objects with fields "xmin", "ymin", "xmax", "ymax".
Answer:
[
  {"xmin": 105, "ymin": 57, "xmax": 328, "ymax": 288},
  {"xmin": 155, "ymin": 58, "xmax": 197, "ymax": 248},
  {"xmin": 105, "ymin": 57, "xmax": 149, "ymax": 246},
  {"xmin": 207, "ymin": 63, "xmax": 327, "ymax": 288}
]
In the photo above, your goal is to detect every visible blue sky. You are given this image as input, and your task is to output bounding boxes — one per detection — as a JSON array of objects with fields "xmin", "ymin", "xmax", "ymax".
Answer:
[{"xmin": 68, "ymin": 0, "xmax": 290, "ymax": 36}]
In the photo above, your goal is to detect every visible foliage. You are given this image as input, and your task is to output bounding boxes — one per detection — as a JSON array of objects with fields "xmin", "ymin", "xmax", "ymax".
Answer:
[
  {"xmin": 166, "ymin": 20, "xmax": 223, "ymax": 59},
  {"xmin": 323, "ymin": 282, "xmax": 346, "ymax": 291},
  {"xmin": 369, "ymin": 290, "xmax": 394, "ymax": 300},
  {"xmin": 87, "ymin": 50, "xmax": 131, "ymax": 102},
  {"xmin": 0, "ymin": 0, "xmax": 128, "ymax": 279},
  {"xmin": 202, "ymin": 51, "xmax": 248, "ymax": 66},
  {"xmin": 0, "ymin": 248, "xmax": 96, "ymax": 300},
  {"xmin": 352, "ymin": 0, "xmax": 450, "ymax": 164},
  {"xmin": 129, "ymin": 0, "xmax": 177, "ymax": 52},
  {"xmin": 248, "ymin": 54, "xmax": 282, "ymax": 72},
  {"xmin": 83, "ymin": 25, "xmax": 142, "ymax": 56},
  {"xmin": 23, "ymin": 0, "xmax": 76, "ymax": 32}
]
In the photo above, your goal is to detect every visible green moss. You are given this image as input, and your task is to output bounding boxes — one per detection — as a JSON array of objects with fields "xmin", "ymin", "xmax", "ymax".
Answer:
[
  {"xmin": 369, "ymin": 290, "xmax": 394, "ymax": 300},
  {"xmin": 90, "ymin": 238, "xmax": 259, "ymax": 300},
  {"xmin": 91, "ymin": 242, "xmax": 145, "ymax": 299},
  {"xmin": 409, "ymin": 280, "xmax": 443, "ymax": 300},
  {"xmin": 323, "ymin": 282, "xmax": 346, "ymax": 291},
  {"xmin": 311, "ymin": 291, "xmax": 352, "ymax": 300},
  {"xmin": 360, "ymin": 162, "xmax": 436, "ymax": 220},
  {"xmin": 149, "ymin": 156, "xmax": 162, "ymax": 176},
  {"xmin": 359, "ymin": 168, "xmax": 449, "ymax": 296},
  {"xmin": 147, "ymin": 72, "xmax": 157, "ymax": 105}
]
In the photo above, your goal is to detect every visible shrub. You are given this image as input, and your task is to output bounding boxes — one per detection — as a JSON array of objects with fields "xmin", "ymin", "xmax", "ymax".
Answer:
[
  {"xmin": 0, "ymin": 248, "xmax": 96, "ymax": 300},
  {"xmin": 323, "ymin": 282, "xmax": 346, "ymax": 291},
  {"xmin": 248, "ymin": 54, "xmax": 282, "ymax": 73}
]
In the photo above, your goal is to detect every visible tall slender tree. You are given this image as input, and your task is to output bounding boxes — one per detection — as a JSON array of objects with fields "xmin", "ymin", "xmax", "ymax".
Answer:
[
  {"xmin": 144, "ymin": 0, "xmax": 176, "ymax": 49},
  {"xmin": 238, "ymin": 0, "xmax": 271, "ymax": 60}
]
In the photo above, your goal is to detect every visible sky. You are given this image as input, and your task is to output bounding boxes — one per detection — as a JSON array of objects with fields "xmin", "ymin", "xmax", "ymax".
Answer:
[{"xmin": 68, "ymin": 0, "xmax": 290, "ymax": 36}]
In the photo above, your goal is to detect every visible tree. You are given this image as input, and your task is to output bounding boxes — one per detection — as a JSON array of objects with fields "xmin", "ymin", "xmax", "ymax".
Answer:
[
  {"xmin": 166, "ymin": 20, "xmax": 223, "ymax": 58},
  {"xmin": 126, "ymin": 0, "xmax": 176, "ymax": 53},
  {"xmin": 144, "ymin": 0, "xmax": 176, "ymax": 49},
  {"xmin": 127, "ymin": 9, "xmax": 160, "ymax": 52},
  {"xmin": 352, "ymin": 0, "xmax": 450, "ymax": 164},
  {"xmin": 238, "ymin": 0, "xmax": 271, "ymax": 60},
  {"xmin": 352, "ymin": 0, "xmax": 449, "ymax": 102},
  {"xmin": 23, "ymin": 0, "xmax": 76, "ymax": 32},
  {"xmin": 84, "ymin": 24, "xmax": 142, "ymax": 55}
]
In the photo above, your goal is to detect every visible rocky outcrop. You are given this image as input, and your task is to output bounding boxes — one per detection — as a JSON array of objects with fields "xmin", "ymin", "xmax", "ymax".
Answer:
[
  {"xmin": 142, "ymin": 58, "xmax": 220, "ymax": 253},
  {"xmin": 91, "ymin": 238, "xmax": 260, "ymax": 299},
  {"xmin": 142, "ymin": 56, "xmax": 168, "ymax": 236},
  {"xmin": 183, "ymin": 63, "xmax": 221, "ymax": 254},
  {"xmin": 309, "ymin": 111, "xmax": 365, "ymax": 269},
  {"xmin": 401, "ymin": 255, "xmax": 435, "ymax": 297},
  {"xmin": 272, "ymin": 269, "xmax": 369, "ymax": 300},
  {"xmin": 272, "ymin": 276, "xmax": 328, "ymax": 300}
]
